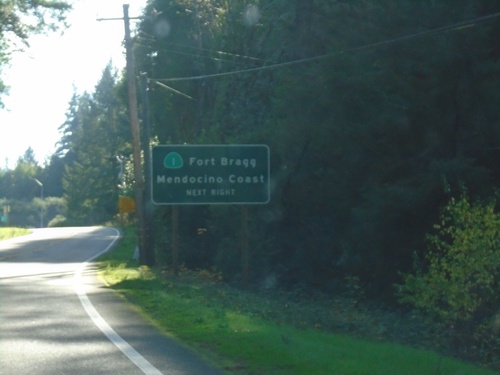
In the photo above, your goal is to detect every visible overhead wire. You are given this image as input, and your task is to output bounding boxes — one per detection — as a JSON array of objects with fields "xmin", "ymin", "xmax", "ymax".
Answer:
[
  {"xmin": 135, "ymin": 40, "xmax": 257, "ymax": 66},
  {"xmin": 160, "ymin": 40, "xmax": 264, "ymax": 62},
  {"xmin": 152, "ymin": 80, "xmax": 194, "ymax": 100},
  {"xmin": 136, "ymin": 31, "xmax": 264, "ymax": 63},
  {"xmin": 152, "ymin": 11, "xmax": 500, "ymax": 83}
]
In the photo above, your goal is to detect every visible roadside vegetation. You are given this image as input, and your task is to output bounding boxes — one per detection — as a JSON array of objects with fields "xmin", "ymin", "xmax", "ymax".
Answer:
[
  {"xmin": 98, "ymin": 226, "xmax": 499, "ymax": 375},
  {"xmin": 1, "ymin": 1, "xmax": 499, "ymax": 372},
  {"xmin": 0, "ymin": 227, "xmax": 31, "ymax": 240}
]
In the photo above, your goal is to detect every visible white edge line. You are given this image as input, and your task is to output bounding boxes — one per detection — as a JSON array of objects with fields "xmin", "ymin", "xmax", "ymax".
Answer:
[{"xmin": 74, "ymin": 227, "xmax": 164, "ymax": 375}]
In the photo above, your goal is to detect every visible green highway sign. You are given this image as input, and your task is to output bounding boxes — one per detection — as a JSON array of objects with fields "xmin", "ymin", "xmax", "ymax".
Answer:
[{"xmin": 152, "ymin": 144, "xmax": 270, "ymax": 205}]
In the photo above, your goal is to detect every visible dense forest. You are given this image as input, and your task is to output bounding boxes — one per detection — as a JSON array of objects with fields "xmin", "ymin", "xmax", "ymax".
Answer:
[{"xmin": 1, "ymin": 0, "xmax": 499, "ymax": 366}]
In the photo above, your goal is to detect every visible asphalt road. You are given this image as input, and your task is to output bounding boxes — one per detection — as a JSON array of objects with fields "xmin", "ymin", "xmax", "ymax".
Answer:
[{"xmin": 0, "ymin": 227, "xmax": 224, "ymax": 375}]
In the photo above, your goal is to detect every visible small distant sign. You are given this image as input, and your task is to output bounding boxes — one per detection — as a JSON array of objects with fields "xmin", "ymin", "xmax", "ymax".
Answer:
[
  {"xmin": 152, "ymin": 145, "xmax": 270, "ymax": 205},
  {"xmin": 118, "ymin": 196, "xmax": 135, "ymax": 214}
]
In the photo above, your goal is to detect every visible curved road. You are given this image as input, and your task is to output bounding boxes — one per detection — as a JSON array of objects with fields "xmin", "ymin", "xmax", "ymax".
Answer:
[{"xmin": 0, "ymin": 227, "xmax": 223, "ymax": 375}]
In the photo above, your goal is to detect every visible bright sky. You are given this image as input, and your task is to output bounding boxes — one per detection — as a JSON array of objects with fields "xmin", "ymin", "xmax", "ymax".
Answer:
[{"xmin": 0, "ymin": 0, "xmax": 147, "ymax": 170}]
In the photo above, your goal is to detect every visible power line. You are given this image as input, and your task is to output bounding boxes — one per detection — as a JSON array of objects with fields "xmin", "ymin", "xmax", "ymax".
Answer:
[
  {"xmin": 151, "ymin": 79, "xmax": 194, "ymax": 100},
  {"xmin": 137, "ymin": 33, "xmax": 264, "ymax": 63},
  {"xmin": 153, "ymin": 11, "xmax": 500, "ymax": 83},
  {"xmin": 154, "ymin": 54, "xmax": 322, "ymax": 83},
  {"xmin": 135, "ymin": 40, "xmax": 254, "ymax": 66}
]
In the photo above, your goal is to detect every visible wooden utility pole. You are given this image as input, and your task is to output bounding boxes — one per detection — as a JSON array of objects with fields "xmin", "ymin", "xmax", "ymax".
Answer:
[
  {"xmin": 97, "ymin": 4, "xmax": 155, "ymax": 266},
  {"xmin": 123, "ymin": 4, "xmax": 146, "ymax": 264},
  {"xmin": 140, "ymin": 72, "xmax": 155, "ymax": 266},
  {"xmin": 241, "ymin": 206, "xmax": 249, "ymax": 287},
  {"xmin": 172, "ymin": 205, "xmax": 180, "ymax": 276}
]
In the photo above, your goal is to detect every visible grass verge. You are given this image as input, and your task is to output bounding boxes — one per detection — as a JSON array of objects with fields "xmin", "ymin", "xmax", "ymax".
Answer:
[
  {"xmin": 98, "ymin": 227, "xmax": 499, "ymax": 375},
  {"xmin": 0, "ymin": 227, "xmax": 31, "ymax": 240}
]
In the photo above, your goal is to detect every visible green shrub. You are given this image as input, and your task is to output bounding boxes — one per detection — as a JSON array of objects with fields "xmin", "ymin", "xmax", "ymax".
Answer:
[{"xmin": 397, "ymin": 194, "xmax": 499, "ymax": 363}]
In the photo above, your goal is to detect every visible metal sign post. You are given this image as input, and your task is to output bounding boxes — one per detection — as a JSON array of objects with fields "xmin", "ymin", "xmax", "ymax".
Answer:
[{"xmin": 151, "ymin": 144, "xmax": 270, "ymax": 282}]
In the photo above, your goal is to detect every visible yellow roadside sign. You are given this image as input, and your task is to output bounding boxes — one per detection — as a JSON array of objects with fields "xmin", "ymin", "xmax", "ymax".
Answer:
[{"xmin": 118, "ymin": 196, "xmax": 135, "ymax": 214}]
